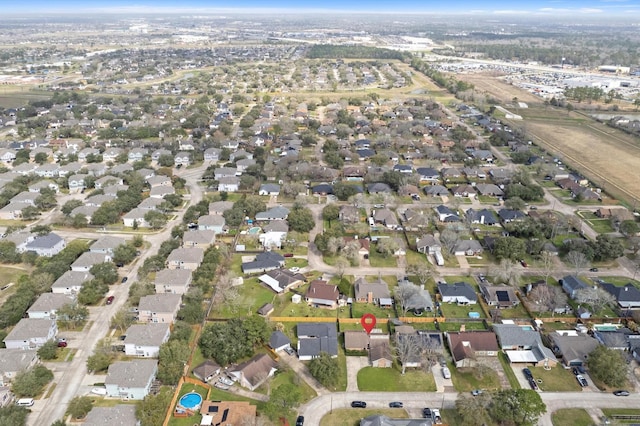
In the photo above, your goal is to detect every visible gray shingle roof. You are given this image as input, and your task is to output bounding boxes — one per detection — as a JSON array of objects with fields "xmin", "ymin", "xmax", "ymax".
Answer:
[
  {"xmin": 123, "ymin": 323, "xmax": 170, "ymax": 347},
  {"xmin": 105, "ymin": 359, "xmax": 157, "ymax": 388}
]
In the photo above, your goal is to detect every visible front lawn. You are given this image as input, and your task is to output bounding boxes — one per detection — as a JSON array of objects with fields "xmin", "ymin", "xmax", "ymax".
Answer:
[
  {"xmin": 256, "ymin": 369, "xmax": 317, "ymax": 403},
  {"xmin": 320, "ymin": 409, "xmax": 408, "ymax": 426},
  {"xmin": 529, "ymin": 365, "xmax": 582, "ymax": 392},
  {"xmin": 498, "ymin": 352, "xmax": 520, "ymax": 389},
  {"xmin": 357, "ymin": 366, "xmax": 436, "ymax": 392},
  {"xmin": 552, "ymin": 409, "xmax": 593, "ymax": 426},
  {"xmin": 368, "ymin": 248, "xmax": 398, "ymax": 267},
  {"xmin": 451, "ymin": 364, "xmax": 501, "ymax": 392}
]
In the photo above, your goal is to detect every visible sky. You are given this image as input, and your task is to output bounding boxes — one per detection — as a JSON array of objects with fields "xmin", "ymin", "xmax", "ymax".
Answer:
[{"xmin": 5, "ymin": 0, "xmax": 640, "ymax": 15}]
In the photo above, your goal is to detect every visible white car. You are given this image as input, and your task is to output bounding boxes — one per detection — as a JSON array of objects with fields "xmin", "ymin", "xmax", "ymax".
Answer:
[
  {"xmin": 289, "ymin": 267, "xmax": 300, "ymax": 273},
  {"xmin": 91, "ymin": 387, "xmax": 107, "ymax": 396},
  {"xmin": 218, "ymin": 376, "xmax": 234, "ymax": 386}
]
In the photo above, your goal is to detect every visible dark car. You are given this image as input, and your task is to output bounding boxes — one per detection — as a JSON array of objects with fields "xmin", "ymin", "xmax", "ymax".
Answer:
[
  {"xmin": 523, "ymin": 368, "xmax": 533, "ymax": 380},
  {"xmin": 296, "ymin": 415, "xmax": 305, "ymax": 426},
  {"xmin": 589, "ymin": 267, "xmax": 599, "ymax": 272},
  {"xmin": 106, "ymin": 295, "xmax": 115, "ymax": 305},
  {"xmin": 572, "ymin": 367, "xmax": 579, "ymax": 376},
  {"xmin": 520, "ymin": 259, "xmax": 528, "ymax": 268},
  {"xmin": 528, "ymin": 377, "xmax": 539, "ymax": 390},
  {"xmin": 389, "ymin": 402, "xmax": 403, "ymax": 408},
  {"xmin": 57, "ymin": 340, "xmax": 68, "ymax": 348},
  {"xmin": 613, "ymin": 390, "xmax": 630, "ymax": 396},
  {"xmin": 422, "ymin": 408, "xmax": 432, "ymax": 418},
  {"xmin": 351, "ymin": 401, "xmax": 367, "ymax": 408},
  {"xmin": 283, "ymin": 253, "xmax": 294, "ymax": 258},
  {"xmin": 121, "ymin": 277, "xmax": 128, "ymax": 283}
]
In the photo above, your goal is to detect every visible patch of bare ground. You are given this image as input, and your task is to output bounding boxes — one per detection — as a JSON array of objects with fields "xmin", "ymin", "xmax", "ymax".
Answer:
[{"xmin": 457, "ymin": 72, "xmax": 543, "ymax": 104}]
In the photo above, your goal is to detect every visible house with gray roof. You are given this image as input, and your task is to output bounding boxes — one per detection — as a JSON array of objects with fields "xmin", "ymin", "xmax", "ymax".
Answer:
[
  {"xmin": 123, "ymin": 208, "xmax": 150, "ymax": 228},
  {"xmin": 137, "ymin": 197, "xmax": 163, "ymax": 210},
  {"xmin": 90, "ymin": 236, "xmax": 126, "ymax": 255},
  {"xmin": 94, "ymin": 175, "xmax": 123, "ymax": 189},
  {"xmin": 197, "ymin": 214, "xmax": 225, "ymax": 233},
  {"xmin": 255, "ymin": 206, "xmax": 289, "ymax": 221},
  {"xmin": 27, "ymin": 293, "xmax": 75, "ymax": 319},
  {"xmin": 154, "ymin": 268, "xmax": 192, "ymax": 295},
  {"xmin": 373, "ymin": 208, "xmax": 399, "ymax": 229},
  {"xmin": 258, "ymin": 184, "xmax": 281, "ymax": 196},
  {"xmin": 104, "ymin": 359, "xmax": 158, "ymax": 400},
  {"xmin": 71, "ymin": 252, "xmax": 111, "ymax": 272},
  {"xmin": 70, "ymin": 205, "xmax": 98, "ymax": 223},
  {"xmin": 85, "ymin": 194, "xmax": 117, "ymax": 207},
  {"xmin": 269, "ymin": 331, "xmax": 292, "ymax": 353},
  {"xmin": 208, "ymin": 201, "xmax": 234, "ymax": 215},
  {"xmin": 601, "ymin": 282, "xmax": 640, "ymax": 309},
  {"xmin": 167, "ymin": 247, "xmax": 204, "ymax": 271},
  {"xmin": 438, "ymin": 282, "xmax": 477, "ymax": 304},
  {"xmin": 399, "ymin": 281, "xmax": 434, "ymax": 314},
  {"xmin": 149, "ymin": 185, "xmax": 175, "ymax": 199},
  {"xmin": 475, "ymin": 183, "xmax": 504, "ymax": 197},
  {"xmin": 368, "ymin": 182, "xmax": 393, "ymax": 194},
  {"xmin": 480, "ymin": 285, "xmax": 519, "ymax": 308},
  {"xmin": 0, "ymin": 349, "xmax": 38, "ymax": 386},
  {"xmin": 434, "ymin": 205, "xmax": 459, "ymax": 222},
  {"xmin": 297, "ymin": 322, "xmax": 339, "ymax": 360},
  {"xmin": 123, "ymin": 324, "xmax": 171, "ymax": 358},
  {"xmin": 23, "ymin": 233, "xmax": 66, "ymax": 257},
  {"xmin": 466, "ymin": 208, "xmax": 498, "ymax": 226},
  {"xmin": 83, "ymin": 405, "xmax": 139, "ymax": 426},
  {"xmin": 561, "ymin": 275, "xmax": 589, "ymax": 299},
  {"xmin": 138, "ymin": 293, "xmax": 182, "ymax": 324},
  {"xmin": 416, "ymin": 235, "xmax": 441, "ymax": 255},
  {"xmin": 550, "ymin": 331, "xmax": 600, "ymax": 367},
  {"xmin": 354, "ymin": 277, "xmax": 392, "ymax": 307},
  {"xmin": 258, "ymin": 268, "xmax": 305, "ymax": 294},
  {"xmin": 4, "ymin": 318, "xmax": 57, "ymax": 350},
  {"xmin": 242, "ymin": 252, "xmax": 285, "ymax": 274},
  {"xmin": 229, "ymin": 353, "xmax": 277, "ymax": 391},
  {"xmin": 183, "ymin": 229, "xmax": 216, "ymax": 249},
  {"xmin": 594, "ymin": 329, "xmax": 634, "ymax": 351},
  {"xmin": 493, "ymin": 324, "xmax": 557, "ymax": 366},
  {"xmin": 193, "ymin": 360, "xmax": 221, "ymax": 383},
  {"xmin": 51, "ymin": 270, "xmax": 94, "ymax": 295},
  {"xmin": 454, "ymin": 239, "xmax": 483, "ymax": 256}
]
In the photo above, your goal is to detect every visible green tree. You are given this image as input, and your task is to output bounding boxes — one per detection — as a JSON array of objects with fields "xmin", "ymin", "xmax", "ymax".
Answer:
[
  {"xmin": 587, "ymin": 345, "xmax": 627, "ymax": 387},
  {"xmin": 177, "ymin": 300, "xmax": 204, "ymax": 324},
  {"xmin": 86, "ymin": 351, "xmax": 112, "ymax": 373},
  {"xmin": 488, "ymin": 389, "xmax": 546, "ymax": 426},
  {"xmin": 199, "ymin": 319, "xmax": 253, "ymax": 365},
  {"xmin": 112, "ymin": 243, "xmax": 137, "ymax": 265},
  {"xmin": 242, "ymin": 315, "xmax": 270, "ymax": 347},
  {"xmin": 0, "ymin": 240, "xmax": 21, "ymax": 263},
  {"xmin": 269, "ymin": 383, "xmax": 302, "ymax": 409},
  {"xmin": 332, "ymin": 182, "xmax": 361, "ymax": 201},
  {"xmin": 136, "ymin": 388, "xmax": 173, "ymax": 426},
  {"xmin": 77, "ymin": 279, "xmax": 109, "ymax": 305},
  {"xmin": 21, "ymin": 205, "xmax": 40, "ymax": 220},
  {"xmin": 322, "ymin": 204, "xmax": 340, "ymax": 223},
  {"xmin": 110, "ymin": 307, "xmax": 136, "ymax": 334},
  {"xmin": 0, "ymin": 406, "xmax": 30, "ymax": 426},
  {"xmin": 37, "ymin": 340, "xmax": 59, "ymax": 360},
  {"xmin": 287, "ymin": 205, "xmax": 315, "ymax": 233},
  {"xmin": 620, "ymin": 220, "xmax": 639, "ymax": 237},
  {"xmin": 144, "ymin": 210, "xmax": 168, "ymax": 230},
  {"xmin": 66, "ymin": 396, "xmax": 93, "ymax": 420},
  {"xmin": 157, "ymin": 154, "xmax": 175, "ymax": 167},
  {"xmin": 493, "ymin": 236, "xmax": 526, "ymax": 261},
  {"xmin": 34, "ymin": 152, "xmax": 49, "ymax": 164},
  {"xmin": 11, "ymin": 365, "xmax": 54, "ymax": 397},
  {"xmin": 308, "ymin": 352, "xmax": 340, "ymax": 388},
  {"xmin": 90, "ymin": 262, "xmax": 119, "ymax": 285},
  {"xmin": 157, "ymin": 340, "xmax": 191, "ymax": 385},
  {"xmin": 456, "ymin": 393, "xmax": 491, "ymax": 426},
  {"xmin": 57, "ymin": 303, "xmax": 90, "ymax": 329}
]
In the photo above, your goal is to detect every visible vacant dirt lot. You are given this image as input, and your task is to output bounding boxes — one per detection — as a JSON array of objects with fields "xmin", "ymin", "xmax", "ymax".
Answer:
[{"xmin": 459, "ymin": 73, "xmax": 543, "ymax": 105}]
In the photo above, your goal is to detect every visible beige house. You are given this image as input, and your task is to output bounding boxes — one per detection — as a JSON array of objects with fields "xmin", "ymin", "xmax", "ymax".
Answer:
[
  {"xmin": 182, "ymin": 230, "xmax": 216, "ymax": 250},
  {"xmin": 154, "ymin": 269, "xmax": 192, "ymax": 295},
  {"xmin": 137, "ymin": 294, "xmax": 182, "ymax": 324},
  {"xmin": 166, "ymin": 247, "xmax": 204, "ymax": 270}
]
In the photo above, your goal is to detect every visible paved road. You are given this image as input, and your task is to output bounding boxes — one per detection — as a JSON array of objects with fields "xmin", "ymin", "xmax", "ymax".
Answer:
[{"xmin": 29, "ymin": 163, "xmax": 207, "ymax": 425}]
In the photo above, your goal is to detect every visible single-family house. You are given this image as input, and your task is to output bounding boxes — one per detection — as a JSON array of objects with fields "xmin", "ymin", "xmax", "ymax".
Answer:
[
  {"xmin": 70, "ymin": 252, "xmax": 111, "ymax": 272},
  {"xmin": 193, "ymin": 360, "xmax": 221, "ymax": 383},
  {"xmin": 601, "ymin": 282, "xmax": 640, "ymax": 309},
  {"xmin": 102, "ymin": 148, "xmax": 123, "ymax": 162},
  {"xmin": 218, "ymin": 176, "xmax": 240, "ymax": 192},
  {"xmin": 372, "ymin": 208, "xmax": 399, "ymax": 229},
  {"xmin": 83, "ymin": 405, "xmax": 139, "ymax": 426},
  {"xmin": 27, "ymin": 293, "xmax": 75, "ymax": 319},
  {"xmin": 68, "ymin": 174, "xmax": 89, "ymax": 192},
  {"xmin": 338, "ymin": 205, "xmax": 359, "ymax": 224},
  {"xmin": 146, "ymin": 175, "xmax": 171, "ymax": 188},
  {"xmin": 561, "ymin": 275, "xmax": 589, "ymax": 300},
  {"xmin": 137, "ymin": 197, "xmax": 163, "ymax": 210},
  {"xmin": 423, "ymin": 185, "xmax": 450, "ymax": 197},
  {"xmin": 154, "ymin": 268, "xmax": 192, "ymax": 295},
  {"xmin": 204, "ymin": 147, "xmax": 221, "ymax": 163},
  {"xmin": 122, "ymin": 208, "xmax": 150, "ymax": 228},
  {"xmin": 395, "ymin": 330, "xmax": 445, "ymax": 368},
  {"xmin": 399, "ymin": 281, "xmax": 434, "ymax": 315},
  {"xmin": 51, "ymin": 270, "xmax": 93, "ymax": 295},
  {"xmin": 197, "ymin": 215, "xmax": 225, "ymax": 234},
  {"xmin": 104, "ymin": 360, "xmax": 158, "ymax": 400},
  {"xmin": 123, "ymin": 324, "xmax": 171, "ymax": 358},
  {"xmin": 208, "ymin": 201, "xmax": 234, "ymax": 216},
  {"xmin": 166, "ymin": 247, "xmax": 204, "ymax": 270},
  {"xmin": 259, "ymin": 221, "xmax": 288, "ymax": 249},
  {"xmin": 149, "ymin": 185, "xmax": 175, "ymax": 199},
  {"xmin": 174, "ymin": 152, "xmax": 191, "ymax": 167},
  {"xmin": 3, "ymin": 318, "xmax": 57, "ymax": 350},
  {"xmin": 594, "ymin": 329, "xmax": 634, "ymax": 351},
  {"xmin": 34, "ymin": 163, "xmax": 60, "ymax": 179},
  {"xmin": 297, "ymin": 322, "xmax": 339, "ymax": 360},
  {"xmin": 311, "ymin": 183, "xmax": 333, "ymax": 196},
  {"xmin": 434, "ymin": 205, "xmax": 460, "ymax": 222},
  {"xmin": 498, "ymin": 209, "xmax": 526, "ymax": 223},
  {"xmin": 416, "ymin": 167, "xmax": 440, "ymax": 183},
  {"xmin": 183, "ymin": 230, "xmax": 216, "ymax": 249},
  {"xmin": 151, "ymin": 149, "xmax": 172, "ymax": 163},
  {"xmin": 550, "ymin": 331, "xmax": 600, "ymax": 367},
  {"xmin": 354, "ymin": 277, "xmax": 392, "ymax": 307},
  {"xmin": 23, "ymin": 233, "xmax": 66, "ymax": 257},
  {"xmin": 493, "ymin": 324, "xmax": 557, "ymax": 366},
  {"xmin": 255, "ymin": 206, "xmax": 289, "ymax": 221},
  {"xmin": 85, "ymin": 194, "xmax": 117, "ymax": 207},
  {"xmin": 10, "ymin": 191, "xmax": 39, "ymax": 206},
  {"xmin": 454, "ymin": 239, "xmax": 483, "ymax": 256},
  {"xmin": 480, "ymin": 285, "xmax": 519, "ymax": 308},
  {"xmin": 214, "ymin": 167, "xmax": 238, "ymax": 180},
  {"xmin": 475, "ymin": 183, "xmax": 504, "ymax": 197},
  {"xmin": 90, "ymin": 235, "xmax": 126, "ymax": 255},
  {"xmin": 342, "ymin": 237, "xmax": 370, "ymax": 261},
  {"xmin": 416, "ymin": 235, "xmax": 441, "ymax": 255},
  {"xmin": 258, "ymin": 269, "xmax": 305, "ymax": 293},
  {"xmin": 305, "ymin": 280, "xmax": 340, "ymax": 309},
  {"xmin": 0, "ymin": 349, "xmax": 38, "ymax": 386},
  {"xmin": 447, "ymin": 331, "xmax": 500, "ymax": 367},
  {"xmin": 229, "ymin": 354, "xmax": 277, "ymax": 391},
  {"xmin": 137, "ymin": 293, "xmax": 182, "ymax": 324},
  {"xmin": 28, "ymin": 180, "xmax": 59, "ymax": 194},
  {"xmin": 367, "ymin": 182, "xmax": 393, "ymax": 194},
  {"xmin": 369, "ymin": 340, "xmax": 394, "ymax": 368},
  {"xmin": 451, "ymin": 184, "xmax": 477, "ymax": 198},
  {"xmin": 241, "ymin": 252, "xmax": 285, "ymax": 274},
  {"xmin": 466, "ymin": 208, "xmax": 498, "ymax": 226},
  {"xmin": 438, "ymin": 282, "xmax": 478, "ymax": 305},
  {"xmin": 269, "ymin": 331, "xmax": 292, "ymax": 353},
  {"xmin": 258, "ymin": 184, "xmax": 281, "ymax": 196},
  {"xmin": 85, "ymin": 163, "xmax": 108, "ymax": 177}
]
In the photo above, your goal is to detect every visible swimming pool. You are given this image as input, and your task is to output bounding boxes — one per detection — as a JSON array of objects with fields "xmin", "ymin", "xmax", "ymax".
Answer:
[
  {"xmin": 520, "ymin": 326, "xmax": 534, "ymax": 331},
  {"xmin": 593, "ymin": 324, "xmax": 618, "ymax": 331},
  {"xmin": 248, "ymin": 226, "xmax": 261, "ymax": 234},
  {"xmin": 178, "ymin": 392, "xmax": 203, "ymax": 411}
]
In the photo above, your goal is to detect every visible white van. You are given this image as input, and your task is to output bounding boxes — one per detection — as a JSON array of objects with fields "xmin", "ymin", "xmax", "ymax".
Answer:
[{"xmin": 16, "ymin": 398, "xmax": 34, "ymax": 407}]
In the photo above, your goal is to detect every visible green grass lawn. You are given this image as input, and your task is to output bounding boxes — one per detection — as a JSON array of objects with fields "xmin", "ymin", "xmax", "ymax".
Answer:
[
  {"xmin": 551, "ymin": 408, "xmax": 594, "ymax": 426},
  {"xmin": 351, "ymin": 303, "xmax": 396, "ymax": 320},
  {"xmin": 357, "ymin": 366, "xmax": 436, "ymax": 392},
  {"xmin": 584, "ymin": 219, "xmax": 615, "ymax": 233},
  {"xmin": 600, "ymin": 276, "xmax": 640, "ymax": 287},
  {"xmin": 497, "ymin": 304, "xmax": 532, "ymax": 319},
  {"xmin": 437, "ymin": 321, "xmax": 487, "ymax": 332},
  {"xmin": 404, "ymin": 250, "xmax": 430, "ymax": 267},
  {"xmin": 256, "ymin": 369, "xmax": 317, "ymax": 403},
  {"xmin": 440, "ymin": 303, "xmax": 485, "ymax": 319},
  {"xmin": 498, "ymin": 352, "xmax": 520, "ymax": 389},
  {"xmin": 284, "ymin": 258, "xmax": 308, "ymax": 269},
  {"xmin": 168, "ymin": 382, "xmax": 210, "ymax": 426},
  {"xmin": 209, "ymin": 278, "xmax": 277, "ymax": 318},
  {"xmin": 320, "ymin": 408, "xmax": 408, "ymax": 426},
  {"xmin": 368, "ymin": 248, "xmax": 398, "ymax": 267},
  {"xmin": 443, "ymin": 275, "xmax": 478, "ymax": 288},
  {"xmin": 451, "ymin": 365, "xmax": 500, "ymax": 392},
  {"xmin": 529, "ymin": 365, "xmax": 582, "ymax": 392}
]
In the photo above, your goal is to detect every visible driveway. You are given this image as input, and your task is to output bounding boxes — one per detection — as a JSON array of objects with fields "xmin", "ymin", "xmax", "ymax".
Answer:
[{"xmin": 345, "ymin": 356, "xmax": 369, "ymax": 391}]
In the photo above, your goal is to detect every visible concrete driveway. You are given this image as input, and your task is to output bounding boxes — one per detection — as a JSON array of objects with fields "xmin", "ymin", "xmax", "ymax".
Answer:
[{"xmin": 345, "ymin": 356, "xmax": 369, "ymax": 391}]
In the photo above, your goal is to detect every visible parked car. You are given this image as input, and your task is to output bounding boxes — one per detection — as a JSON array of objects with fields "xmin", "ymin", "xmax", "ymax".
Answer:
[
  {"xmin": 422, "ymin": 408, "xmax": 432, "ymax": 418},
  {"xmin": 389, "ymin": 402, "xmax": 403, "ymax": 408},
  {"xmin": 218, "ymin": 376, "xmax": 234, "ymax": 386},
  {"xmin": 214, "ymin": 382, "xmax": 229, "ymax": 390},
  {"xmin": 284, "ymin": 347, "xmax": 295, "ymax": 356},
  {"xmin": 106, "ymin": 295, "xmax": 114, "ymax": 305},
  {"xmin": 121, "ymin": 276, "xmax": 128, "ymax": 283},
  {"xmin": 613, "ymin": 390, "xmax": 630, "ymax": 396},
  {"xmin": 589, "ymin": 267, "xmax": 599, "ymax": 272},
  {"xmin": 432, "ymin": 408, "xmax": 443, "ymax": 424},
  {"xmin": 520, "ymin": 259, "xmax": 528, "ymax": 268},
  {"xmin": 351, "ymin": 401, "xmax": 367, "ymax": 408},
  {"xmin": 576, "ymin": 374, "xmax": 588, "ymax": 387},
  {"xmin": 441, "ymin": 367, "xmax": 451, "ymax": 379},
  {"xmin": 57, "ymin": 340, "xmax": 67, "ymax": 348},
  {"xmin": 471, "ymin": 389, "xmax": 483, "ymax": 396},
  {"xmin": 289, "ymin": 267, "xmax": 300, "ymax": 273},
  {"xmin": 283, "ymin": 253, "xmax": 294, "ymax": 258},
  {"xmin": 528, "ymin": 377, "xmax": 539, "ymax": 390},
  {"xmin": 572, "ymin": 367, "xmax": 580, "ymax": 376},
  {"xmin": 296, "ymin": 415, "xmax": 304, "ymax": 426},
  {"xmin": 523, "ymin": 368, "xmax": 533, "ymax": 380},
  {"xmin": 90, "ymin": 387, "xmax": 107, "ymax": 395},
  {"xmin": 576, "ymin": 365, "xmax": 586, "ymax": 374}
]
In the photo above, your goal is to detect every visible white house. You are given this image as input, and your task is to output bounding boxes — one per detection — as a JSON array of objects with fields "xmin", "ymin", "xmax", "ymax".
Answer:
[
  {"xmin": 3, "ymin": 318, "xmax": 58, "ymax": 350},
  {"xmin": 104, "ymin": 360, "xmax": 158, "ymax": 400},
  {"xmin": 123, "ymin": 324, "xmax": 171, "ymax": 358}
]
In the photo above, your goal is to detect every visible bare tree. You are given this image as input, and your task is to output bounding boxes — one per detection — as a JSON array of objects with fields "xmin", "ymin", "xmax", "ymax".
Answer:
[
  {"xmin": 326, "ymin": 236, "xmax": 344, "ymax": 255},
  {"xmin": 395, "ymin": 281, "xmax": 421, "ymax": 316},
  {"xmin": 377, "ymin": 238, "xmax": 399, "ymax": 256},
  {"xmin": 575, "ymin": 287, "xmax": 615, "ymax": 313},
  {"xmin": 394, "ymin": 333, "xmax": 422, "ymax": 375},
  {"xmin": 490, "ymin": 259, "xmax": 523, "ymax": 287},
  {"xmin": 342, "ymin": 240, "xmax": 362, "ymax": 265},
  {"xmin": 406, "ymin": 263, "xmax": 432, "ymax": 286},
  {"xmin": 527, "ymin": 284, "xmax": 567, "ymax": 315},
  {"xmin": 539, "ymin": 251, "xmax": 555, "ymax": 285},
  {"xmin": 439, "ymin": 229, "xmax": 459, "ymax": 255},
  {"xmin": 566, "ymin": 250, "xmax": 591, "ymax": 275},
  {"xmin": 334, "ymin": 258, "xmax": 349, "ymax": 281}
]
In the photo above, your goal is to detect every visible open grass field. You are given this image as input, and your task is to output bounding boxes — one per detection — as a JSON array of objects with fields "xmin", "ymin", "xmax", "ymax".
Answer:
[
  {"xmin": 320, "ymin": 408, "xmax": 409, "ymax": 426},
  {"xmin": 457, "ymin": 72, "xmax": 640, "ymax": 206},
  {"xmin": 551, "ymin": 408, "xmax": 594, "ymax": 426},
  {"xmin": 357, "ymin": 366, "xmax": 436, "ymax": 392}
]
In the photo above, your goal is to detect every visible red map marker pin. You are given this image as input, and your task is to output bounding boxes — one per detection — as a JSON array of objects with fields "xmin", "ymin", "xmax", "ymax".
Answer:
[{"xmin": 360, "ymin": 313, "xmax": 376, "ymax": 335}]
